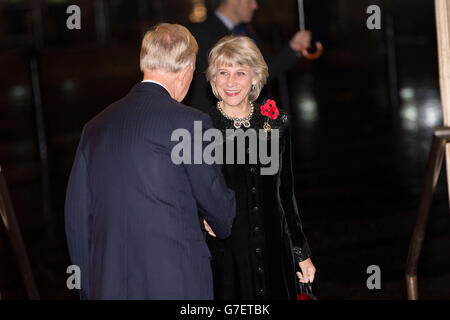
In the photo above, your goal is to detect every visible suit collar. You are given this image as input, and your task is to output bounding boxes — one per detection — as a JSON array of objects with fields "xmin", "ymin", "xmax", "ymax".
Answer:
[
  {"xmin": 141, "ymin": 80, "xmax": 171, "ymax": 96},
  {"xmin": 133, "ymin": 81, "xmax": 172, "ymax": 98}
]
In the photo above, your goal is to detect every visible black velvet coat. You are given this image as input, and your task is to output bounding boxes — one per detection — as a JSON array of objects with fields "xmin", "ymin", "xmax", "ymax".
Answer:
[{"xmin": 206, "ymin": 104, "xmax": 311, "ymax": 300}]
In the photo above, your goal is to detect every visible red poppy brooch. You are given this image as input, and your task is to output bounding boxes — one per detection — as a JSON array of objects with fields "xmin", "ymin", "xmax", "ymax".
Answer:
[{"xmin": 260, "ymin": 99, "xmax": 279, "ymax": 132}]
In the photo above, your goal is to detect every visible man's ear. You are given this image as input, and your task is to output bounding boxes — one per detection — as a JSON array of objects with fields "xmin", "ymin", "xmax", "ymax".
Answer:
[{"xmin": 178, "ymin": 64, "xmax": 192, "ymax": 82}]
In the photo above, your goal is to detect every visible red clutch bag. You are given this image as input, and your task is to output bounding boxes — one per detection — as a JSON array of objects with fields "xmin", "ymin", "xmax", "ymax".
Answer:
[{"xmin": 297, "ymin": 281, "xmax": 317, "ymax": 300}]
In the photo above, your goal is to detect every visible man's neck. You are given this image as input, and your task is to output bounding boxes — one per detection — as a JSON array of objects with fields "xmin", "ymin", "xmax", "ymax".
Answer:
[{"xmin": 142, "ymin": 72, "xmax": 175, "ymax": 98}]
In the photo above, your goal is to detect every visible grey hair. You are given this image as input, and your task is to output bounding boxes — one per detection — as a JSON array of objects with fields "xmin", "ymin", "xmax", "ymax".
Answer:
[{"xmin": 206, "ymin": 35, "xmax": 268, "ymax": 102}]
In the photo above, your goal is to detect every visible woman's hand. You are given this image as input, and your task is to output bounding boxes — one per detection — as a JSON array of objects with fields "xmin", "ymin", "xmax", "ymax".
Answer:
[
  {"xmin": 296, "ymin": 258, "xmax": 316, "ymax": 283},
  {"xmin": 203, "ymin": 219, "xmax": 216, "ymax": 237}
]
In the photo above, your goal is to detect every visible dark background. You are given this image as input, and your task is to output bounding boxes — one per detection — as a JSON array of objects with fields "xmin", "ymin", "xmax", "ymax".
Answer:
[{"xmin": 0, "ymin": 0, "xmax": 448, "ymax": 299}]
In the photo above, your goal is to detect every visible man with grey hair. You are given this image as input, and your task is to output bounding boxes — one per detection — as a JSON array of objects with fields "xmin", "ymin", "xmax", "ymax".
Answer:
[{"xmin": 65, "ymin": 23, "xmax": 236, "ymax": 300}]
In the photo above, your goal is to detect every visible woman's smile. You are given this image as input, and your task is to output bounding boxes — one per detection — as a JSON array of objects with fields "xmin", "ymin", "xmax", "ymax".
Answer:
[
  {"xmin": 224, "ymin": 89, "xmax": 242, "ymax": 97},
  {"xmin": 215, "ymin": 64, "xmax": 253, "ymax": 110}
]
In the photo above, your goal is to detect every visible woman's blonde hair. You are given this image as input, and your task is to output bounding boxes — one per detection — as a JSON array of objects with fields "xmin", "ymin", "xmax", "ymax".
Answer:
[
  {"xmin": 140, "ymin": 23, "xmax": 198, "ymax": 73},
  {"xmin": 206, "ymin": 35, "xmax": 269, "ymax": 102}
]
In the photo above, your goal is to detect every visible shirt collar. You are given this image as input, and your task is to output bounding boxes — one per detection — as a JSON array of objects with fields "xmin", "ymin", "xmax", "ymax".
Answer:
[{"xmin": 215, "ymin": 10, "xmax": 235, "ymax": 31}]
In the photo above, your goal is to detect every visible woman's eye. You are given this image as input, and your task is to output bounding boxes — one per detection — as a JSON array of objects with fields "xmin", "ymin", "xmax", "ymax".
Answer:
[
  {"xmin": 219, "ymin": 71, "xmax": 228, "ymax": 75},
  {"xmin": 237, "ymin": 72, "xmax": 245, "ymax": 76}
]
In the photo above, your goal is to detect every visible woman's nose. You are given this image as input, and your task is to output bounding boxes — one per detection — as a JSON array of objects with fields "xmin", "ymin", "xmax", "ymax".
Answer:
[{"xmin": 226, "ymin": 74, "xmax": 236, "ymax": 87}]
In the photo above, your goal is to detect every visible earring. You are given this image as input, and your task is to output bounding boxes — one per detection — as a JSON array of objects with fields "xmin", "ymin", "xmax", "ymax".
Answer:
[{"xmin": 251, "ymin": 84, "xmax": 256, "ymax": 90}]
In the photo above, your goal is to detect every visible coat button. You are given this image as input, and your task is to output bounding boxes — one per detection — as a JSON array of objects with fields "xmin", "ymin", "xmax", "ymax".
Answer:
[
  {"xmin": 255, "ymin": 247, "xmax": 262, "ymax": 254},
  {"xmin": 258, "ymin": 289, "xmax": 265, "ymax": 296},
  {"xmin": 251, "ymin": 187, "xmax": 257, "ymax": 193},
  {"xmin": 254, "ymin": 226, "xmax": 261, "ymax": 232},
  {"xmin": 257, "ymin": 267, "xmax": 264, "ymax": 273},
  {"xmin": 252, "ymin": 206, "xmax": 259, "ymax": 213}
]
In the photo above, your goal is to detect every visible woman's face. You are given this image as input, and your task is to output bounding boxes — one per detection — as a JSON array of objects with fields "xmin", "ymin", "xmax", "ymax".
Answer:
[{"xmin": 215, "ymin": 64, "xmax": 254, "ymax": 108}]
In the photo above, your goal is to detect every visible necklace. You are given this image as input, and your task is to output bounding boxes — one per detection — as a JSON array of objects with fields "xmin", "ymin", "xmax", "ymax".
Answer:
[{"xmin": 217, "ymin": 101, "xmax": 254, "ymax": 129}]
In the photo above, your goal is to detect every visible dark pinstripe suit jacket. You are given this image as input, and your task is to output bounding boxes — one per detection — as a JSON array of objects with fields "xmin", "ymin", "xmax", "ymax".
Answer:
[{"xmin": 65, "ymin": 82, "xmax": 236, "ymax": 300}]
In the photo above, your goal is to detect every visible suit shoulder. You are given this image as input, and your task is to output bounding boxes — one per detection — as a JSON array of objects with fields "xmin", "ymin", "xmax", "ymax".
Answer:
[
  {"xmin": 187, "ymin": 21, "xmax": 208, "ymax": 40},
  {"xmin": 82, "ymin": 97, "xmax": 122, "ymax": 134},
  {"xmin": 188, "ymin": 16, "xmax": 225, "ymax": 41},
  {"xmin": 173, "ymin": 101, "xmax": 208, "ymax": 118},
  {"xmin": 168, "ymin": 102, "xmax": 212, "ymax": 127},
  {"xmin": 187, "ymin": 21, "xmax": 203, "ymax": 34}
]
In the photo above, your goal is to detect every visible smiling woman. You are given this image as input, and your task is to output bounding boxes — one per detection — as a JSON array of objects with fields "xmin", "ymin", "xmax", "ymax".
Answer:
[
  {"xmin": 207, "ymin": 35, "xmax": 268, "ymax": 118},
  {"xmin": 215, "ymin": 64, "xmax": 253, "ymax": 115},
  {"xmin": 202, "ymin": 35, "xmax": 316, "ymax": 300}
]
